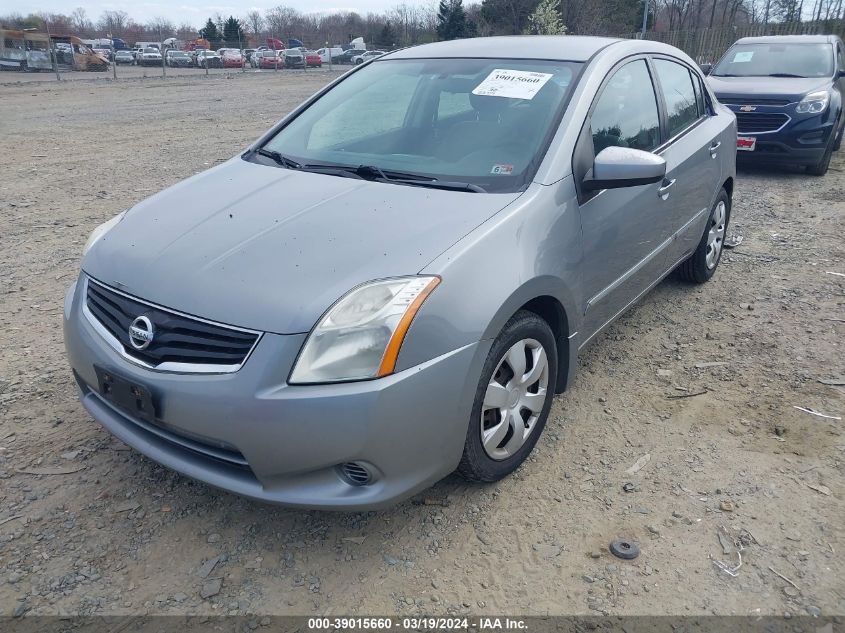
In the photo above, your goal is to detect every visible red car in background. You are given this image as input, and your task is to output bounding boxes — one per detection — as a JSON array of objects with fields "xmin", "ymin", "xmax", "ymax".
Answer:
[
  {"xmin": 255, "ymin": 50, "xmax": 282, "ymax": 69},
  {"xmin": 304, "ymin": 50, "xmax": 322, "ymax": 67},
  {"xmin": 221, "ymin": 50, "xmax": 244, "ymax": 68}
]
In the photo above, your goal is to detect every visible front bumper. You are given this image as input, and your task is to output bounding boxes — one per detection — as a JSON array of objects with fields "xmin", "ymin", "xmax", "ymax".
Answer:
[
  {"xmin": 732, "ymin": 109, "xmax": 836, "ymax": 165},
  {"xmin": 63, "ymin": 277, "xmax": 482, "ymax": 509}
]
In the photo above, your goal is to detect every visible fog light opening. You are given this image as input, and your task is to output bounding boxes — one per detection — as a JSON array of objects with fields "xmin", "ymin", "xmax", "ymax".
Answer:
[{"xmin": 339, "ymin": 462, "xmax": 374, "ymax": 486}]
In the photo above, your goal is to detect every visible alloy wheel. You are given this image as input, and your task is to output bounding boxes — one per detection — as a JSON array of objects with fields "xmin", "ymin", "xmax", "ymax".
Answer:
[
  {"xmin": 705, "ymin": 201, "xmax": 726, "ymax": 270},
  {"xmin": 480, "ymin": 338, "xmax": 549, "ymax": 460}
]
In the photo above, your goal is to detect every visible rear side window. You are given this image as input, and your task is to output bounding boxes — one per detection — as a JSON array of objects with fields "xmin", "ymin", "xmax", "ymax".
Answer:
[
  {"xmin": 654, "ymin": 59, "xmax": 699, "ymax": 137},
  {"xmin": 591, "ymin": 59, "xmax": 660, "ymax": 154}
]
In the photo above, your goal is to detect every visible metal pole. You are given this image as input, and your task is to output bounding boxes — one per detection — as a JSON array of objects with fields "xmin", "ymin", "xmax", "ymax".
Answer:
[
  {"xmin": 238, "ymin": 28, "xmax": 244, "ymax": 73},
  {"xmin": 43, "ymin": 17, "xmax": 60, "ymax": 81},
  {"xmin": 327, "ymin": 40, "xmax": 332, "ymax": 72},
  {"xmin": 641, "ymin": 0, "xmax": 649, "ymax": 36},
  {"xmin": 160, "ymin": 27, "xmax": 166, "ymax": 78},
  {"xmin": 112, "ymin": 39, "xmax": 117, "ymax": 80}
]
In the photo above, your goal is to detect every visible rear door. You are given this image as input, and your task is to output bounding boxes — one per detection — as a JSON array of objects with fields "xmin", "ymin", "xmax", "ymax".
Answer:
[
  {"xmin": 574, "ymin": 58, "xmax": 672, "ymax": 340},
  {"xmin": 650, "ymin": 57, "xmax": 724, "ymax": 265}
]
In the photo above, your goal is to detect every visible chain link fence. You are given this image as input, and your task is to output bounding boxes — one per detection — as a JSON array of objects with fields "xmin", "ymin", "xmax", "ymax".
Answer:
[{"xmin": 625, "ymin": 20, "xmax": 845, "ymax": 64}]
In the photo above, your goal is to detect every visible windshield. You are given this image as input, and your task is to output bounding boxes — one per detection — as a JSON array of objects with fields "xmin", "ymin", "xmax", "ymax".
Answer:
[
  {"xmin": 712, "ymin": 43, "xmax": 834, "ymax": 78},
  {"xmin": 260, "ymin": 58, "xmax": 578, "ymax": 193}
]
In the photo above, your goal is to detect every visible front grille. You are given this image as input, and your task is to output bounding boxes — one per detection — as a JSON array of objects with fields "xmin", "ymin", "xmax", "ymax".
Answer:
[
  {"xmin": 722, "ymin": 97, "xmax": 791, "ymax": 107},
  {"xmin": 85, "ymin": 279, "xmax": 260, "ymax": 370},
  {"xmin": 736, "ymin": 112, "xmax": 789, "ymax": 134}
]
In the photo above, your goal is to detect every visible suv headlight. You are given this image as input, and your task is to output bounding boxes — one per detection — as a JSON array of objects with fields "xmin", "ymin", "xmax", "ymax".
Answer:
[
  {"xmin": 289, "ymin": 276, "xmax": 440, "ymax": 384},
  {"xmin": 83, "ymin": 211, "xmax": 126, "ymax": 256},
  {"xmin": 795, "ymin": 91, "xmax": 829, "ymax": 114}
]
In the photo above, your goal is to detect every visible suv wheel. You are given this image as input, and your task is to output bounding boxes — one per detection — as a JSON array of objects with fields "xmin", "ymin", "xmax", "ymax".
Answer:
[
  {"xmin": 677, "ymin": 188, "xmax": 730, "ymax": 283},
  {"xmin": 808, "ymin": 116, "xmax": 839, "ymax": 176},
  {"xmin": 457, "ymin": 310, "xmax": 557, "ymax": 483},
  {"xmin": 833, "ymin": 114, "xmax": 844, "ymax": 152}
]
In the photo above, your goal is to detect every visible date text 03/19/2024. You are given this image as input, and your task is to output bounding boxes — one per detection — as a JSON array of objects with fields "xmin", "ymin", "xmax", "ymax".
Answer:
[{"xmin": 306, "ymin": 617, "xmax": 528, "ymax": 630}]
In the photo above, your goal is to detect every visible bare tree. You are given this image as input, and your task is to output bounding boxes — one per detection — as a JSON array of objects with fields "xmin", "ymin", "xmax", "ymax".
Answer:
[
  {"xmin": 245, "ymin": 10, "xmax": 264, "ymax": 38},
  {"xmin": 70, "ymin": 7, "xmax": 92, "ymax": 35},
  {"xmin": 97, "ymin": 10, "xmax": 129, "ymax": 36},
  {"xmin": 147, "ymin": 16, "xmax": 174, "ymax": 38}
]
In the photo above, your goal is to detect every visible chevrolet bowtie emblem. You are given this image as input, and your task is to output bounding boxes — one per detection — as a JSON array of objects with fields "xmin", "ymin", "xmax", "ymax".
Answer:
[{"xmin": 739, "ymin": 105, "xmax": 757, "ymax": 112}]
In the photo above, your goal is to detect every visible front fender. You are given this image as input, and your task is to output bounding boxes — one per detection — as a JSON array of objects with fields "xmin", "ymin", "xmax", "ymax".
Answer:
[{"xmin": 396, "ymin": 179, "xmax": 584, "ymax": 392}]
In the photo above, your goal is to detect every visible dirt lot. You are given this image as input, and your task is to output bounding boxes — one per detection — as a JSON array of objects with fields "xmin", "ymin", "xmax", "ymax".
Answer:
[{"xmin": 1, "ymin": 71, "xmax": 843, "ymax": 619}]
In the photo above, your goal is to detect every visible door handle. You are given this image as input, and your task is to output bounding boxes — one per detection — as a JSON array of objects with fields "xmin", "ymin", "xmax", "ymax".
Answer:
[
  {"xmin": 657, "ymin": 178, "xmax": 676, "ymax": 199},
  {"xmin": 709, "ymin": 141, "xmax": 721, "ymax": 158}
]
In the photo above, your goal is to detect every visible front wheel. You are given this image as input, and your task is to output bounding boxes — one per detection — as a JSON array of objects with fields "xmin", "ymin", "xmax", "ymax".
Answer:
[
  {"xmin": 457, "ymin": 310, "xmax": 557, "ymax": 483},
  {"xmin": 807, "ymin": 118, "xmax": 839, "ymax": 176},
  {"xmin": 676, "ymin": 188, "xmax": 730, "ymax": 283}
]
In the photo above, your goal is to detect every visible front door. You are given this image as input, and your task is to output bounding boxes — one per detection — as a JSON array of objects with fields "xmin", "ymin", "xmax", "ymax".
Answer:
[{"xmin": 577, "ymin": 58, "xmax": 674, "ymax": 340}]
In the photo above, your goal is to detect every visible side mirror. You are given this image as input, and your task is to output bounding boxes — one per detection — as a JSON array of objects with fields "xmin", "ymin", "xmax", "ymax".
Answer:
[
  {"xmin": 584, "ymin": 146, "xmax": 667, "ymax": 191},
  {"xmin": 699, "ymin": 63, "xmax": 712, "ymax": 76}
]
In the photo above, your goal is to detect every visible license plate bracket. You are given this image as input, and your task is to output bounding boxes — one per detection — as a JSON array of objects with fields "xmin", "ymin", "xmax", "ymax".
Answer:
[
  {"xmin": 737, "ymin": 136, "xmax": 756, "ymax": 151},
  {"xmin": 95, "ymin": 366, "xmax": 156, "ymax": 423}
]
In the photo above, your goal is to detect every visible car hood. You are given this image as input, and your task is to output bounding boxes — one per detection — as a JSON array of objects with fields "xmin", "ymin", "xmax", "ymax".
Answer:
[
  {"xmin": 707, "ymin": 75, "xmax": 831, "ymax": 102},
  {"xmin": 83, "ymin": 158, "xmax": 521, "ymax": 334}
]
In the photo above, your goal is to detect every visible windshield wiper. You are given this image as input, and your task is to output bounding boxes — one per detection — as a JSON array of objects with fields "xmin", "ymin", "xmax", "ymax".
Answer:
[
  {"xmin": 256, "ymin": 148, "xmax": 301, "ymax": 169},
  {"xmin": 301, "ymin": 163, "xmax": 486, "ymax": 192},
  {"xmin": 767, "ymin": 73, "xmax": 807, "ymax": 78}
]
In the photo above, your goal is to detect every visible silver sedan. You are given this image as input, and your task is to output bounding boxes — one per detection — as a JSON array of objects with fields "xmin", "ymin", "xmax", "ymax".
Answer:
[{"xmin": 64, "ymin": 36, "xmax": 736, "ymax": 509}]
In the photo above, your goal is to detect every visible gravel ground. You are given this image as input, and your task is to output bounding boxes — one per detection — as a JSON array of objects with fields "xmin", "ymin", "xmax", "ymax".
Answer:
[{"xmin": 0, "ymin": 71, "xmax": 843, "ymax": 619}]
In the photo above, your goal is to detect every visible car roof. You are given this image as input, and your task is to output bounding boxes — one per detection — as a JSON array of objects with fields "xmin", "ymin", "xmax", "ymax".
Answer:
[
  {"xmin": 735, "ymin": 34, "xmax": 840, "ymax": 45},
  {"xmin": 384, "ymin": 35, "xmax": 622, "ymax": 62}
]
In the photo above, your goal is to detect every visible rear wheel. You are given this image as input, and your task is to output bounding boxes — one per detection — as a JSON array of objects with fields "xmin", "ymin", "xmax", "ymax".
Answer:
[
  {"xmin": 457, "ymin": 310, "xmax": 557, "ymax": 483},
  {"xmin": 676, "ymin": 188, "xmax": 730, "ymax": 284}
]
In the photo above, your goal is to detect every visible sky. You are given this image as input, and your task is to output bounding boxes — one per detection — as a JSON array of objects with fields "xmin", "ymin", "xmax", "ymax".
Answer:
[{"xmin": 3, "ymin": 0, "xmax": 424, "ymax": 26}]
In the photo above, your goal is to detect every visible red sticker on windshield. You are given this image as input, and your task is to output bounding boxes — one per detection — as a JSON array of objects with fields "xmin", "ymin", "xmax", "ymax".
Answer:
[{"xmin": 491, "ymin": 164, "xmax": 514, "ymax": 175}]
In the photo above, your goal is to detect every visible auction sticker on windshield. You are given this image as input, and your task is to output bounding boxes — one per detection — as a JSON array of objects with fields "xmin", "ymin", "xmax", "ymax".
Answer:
[
  {"xmin": 472, "ymin": 69, "xmax": 553, "ymax": 100},
  {"xmin": 732, "ymin": 51, "xmax": 754, "ymax": 63},
  {"xmin": 490, "ymin": 164, "xmax": 514, "ymax": 175}
]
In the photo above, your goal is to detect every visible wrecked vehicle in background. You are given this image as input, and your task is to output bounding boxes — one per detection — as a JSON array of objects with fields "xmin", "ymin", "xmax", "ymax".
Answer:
[{"xmin": 0, "ymin": 29, "xmax": 53, "ymax": 72}]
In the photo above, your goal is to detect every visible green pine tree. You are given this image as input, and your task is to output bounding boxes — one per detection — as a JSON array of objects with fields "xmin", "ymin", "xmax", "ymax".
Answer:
[
  {"xmin": 199, "ymin": 18, "xmax": 222, "ymax": 48},
  {"xmin": 222, "ymin": 16, "xmax": 245, "ymax": 47},
  {"xmin": 525, "ymin": 0, "xmax": 567, "ymax": 35}
]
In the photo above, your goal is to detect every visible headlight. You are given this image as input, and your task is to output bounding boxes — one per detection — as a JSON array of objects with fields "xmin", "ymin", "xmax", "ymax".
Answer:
[
  {"xmin": 83, "ymin": 211, "xmax": 126, "ymax": 256},
  {"xmin": 289, "ymin": 276, "xmax": 440, "ymax": 384},
  {"xmin": 796, "ymin": 91, "xmax": 829, "ymax": 114}
]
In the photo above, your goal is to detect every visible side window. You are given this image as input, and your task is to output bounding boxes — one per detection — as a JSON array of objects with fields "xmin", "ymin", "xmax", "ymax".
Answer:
[
  {"xmin": 653, "ymin": 59, "xmax": 700, "ymax": 137},
  {"xmin": 591, "ymin": 59, "xmax": 660, "ymax": 155}
]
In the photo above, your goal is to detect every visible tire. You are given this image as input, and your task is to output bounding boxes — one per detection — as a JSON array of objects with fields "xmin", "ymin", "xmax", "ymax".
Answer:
[
  {"xmin": 457, "ymin": 310, "xmax": 558, "ymax": 483},
  {"xmin": 833, "ymin": 113, "xmax": 843, "ymax": 152},
  {"xmin": 676, "ymin": 188, "xmax": 730, "ymax": 284},
  {"xmin": 807, "ymin": 117, "xmax": 838, "ymax": 176}
]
